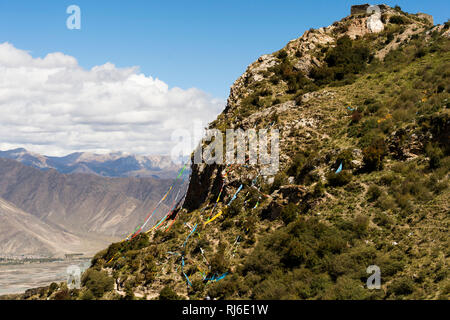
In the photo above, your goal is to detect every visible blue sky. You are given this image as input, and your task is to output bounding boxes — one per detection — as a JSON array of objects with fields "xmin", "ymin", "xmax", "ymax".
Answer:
[{"xmin": 0, "ymin": 0, "xmax": 448, "ymax": 99}]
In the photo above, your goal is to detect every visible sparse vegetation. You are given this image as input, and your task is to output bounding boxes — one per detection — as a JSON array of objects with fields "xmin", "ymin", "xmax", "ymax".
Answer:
[
  {"xmin": 15, "ymin": 6, "xmax": 448, "ymax": 302},
  {"xmin": 81, "ymin": 269, "xmax": 114, "ymax": 298},
  {"xmin": 310, "ymin": 35, "xmax": 372, "ymax": 85}
]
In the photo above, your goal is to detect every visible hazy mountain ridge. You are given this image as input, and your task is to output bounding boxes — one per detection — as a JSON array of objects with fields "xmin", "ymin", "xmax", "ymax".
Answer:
[
  {"xmin": 0, "ymin": 148, "xmax": 183, "ymax": 179},
  {"xmin": 0, "ymin": 197, "xmax": 89, "ymax": 257},
  {"xmin": 0, "ymin": 158, "xmax": 187, "ymax": 252}
]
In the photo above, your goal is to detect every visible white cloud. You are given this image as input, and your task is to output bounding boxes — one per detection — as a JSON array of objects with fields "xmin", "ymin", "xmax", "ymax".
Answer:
[{"xmin": 0, "ymin": 42, "xmax": 225, "ymax": 156}]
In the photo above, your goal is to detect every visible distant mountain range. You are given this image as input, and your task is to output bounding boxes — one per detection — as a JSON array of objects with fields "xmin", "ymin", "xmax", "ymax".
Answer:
[
  {"xmin": 0, "ymin": 158, "xmax": 187, "ymax": 257},
  {"xmin": 0, "ymin": 148, "xmax": 184, "ymax": 179},
  {"xmin": 0, "ymin": 197, "xmax": 113, "ymax": 257}
]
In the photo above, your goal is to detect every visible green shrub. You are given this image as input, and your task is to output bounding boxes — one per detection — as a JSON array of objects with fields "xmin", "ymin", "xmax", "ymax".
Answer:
[
  {"xmin": 323, "ymin": 276, "xmax": 369, "ymax": 300},
  {"xmin": 327, "ymin": 171, "xmax": 352, "ymax": 187},
  {"xmin": 191, "ymin": 279, "xmax": 206, "ymax": 295},
  {"xmin": 288, "ymin": 152, "xmax": 306, "ymax": 176},
  {"xmin": 210, "ymin": 247, "xmax": 229, "ymax": 274},
  {"xmin": 277, "ymin": 50, "xmax": 288, "ymax": 60},
  {"xmin": 352, "ymin": 215, "xmax": 369, "ymax": 238},
  {"xmin": 281, "ymin": 203, "xmax": 299, "ymax": 224},
  {"xmin": 336, "ymin": 149, "xmax": 354, "ymax": 170},
  {"xmin": 375, "ymin": 194, "xmax": 396, "ymax": 211},
  {"xmin": 124, "ymin": 281, "xmax": 135, "ymax": 300},
  {"xmin": 243, "ymin": 245, "xmax": 281, "ymax": 275},
  {"xmin": 245, "ymin": 188, "xmax": 260, "ymax": 209},
  {"xmin": 414, "ymin": 46, "xmax": 427, "ymax": 59},
  {"xmin": 388, "ymin": 277, "xmax": 415, "ymax": 296},
  {"xmin": 425, "ymin": 143, "xmax": 444, "ymax": 169},
  {"xmin": 272, "ymin": 98, "xmax": 281, "ymax": 105},
  {"xmin": 310, "ymin": 35, "xmax": 372, "ymax": 85},
  {"xmin": 269, "ymin": 57, "xmax": 313, "ymax": 95},
  {"xmin": 48, "ymin": 282, "xmax": 59, "ymax": 295},
  {"xmin": 313, "ymin": 181, "xmax": 325, "ymax": 197},
  {"xmin": 269, "ymin": 76, "xmax": 279, "ymax": 85},
  {"xmin": 282, "ymin": 239, "xmax": 307, "ymax": 267},
  {"xmin": 364, "ymin": 98, "xmax": 381, "ymax": 114},
  {"xmin": 427, "ymin": 173, "xmax": 448, "ymax": 194},
  {"xmin": 373, "ymin": 211, "xmax": 392, "ymax": 227},
  {"xmin": 385, "ymin": 32, "xmax": 395, "ymax": 44},
  {"xmin": 294, "ymin": 94, "xmax": 303, "ymax": 105},
  {"xmin": 270, "ymin": 172, "xmax": 288, "ymax": 193},
  {"xmin": 81, "ymin": 269, "xmax": 114, "ymax": 298},
  {"xmin": 420, "ymin": 113, "xmax": 449, "ymax": 155},
  {"xmin": 376, "ymin": 254, "xmax": 405, "ymax": 278},
  {"xmin": 380, "ymin": 173, "xmax": 396, "ymax": 186},
  {"xmin": 363, "ymin": 138, "xmax": 386, "ymax": 171},
  {"xmin": 394, "ymin": 192, "xmax": 413, "ymax": 212},
  {"xmin": 226, "ymin": 196, "xmax": 243, "ymax": 217},
  {"xmin": 81, "ymin": 289, "xmax": 94, "ymax": 300},
  {"xmin": 159, "ymin": 286, "xmax": 180, "ymax": 300},
  {"xmin": 367, "ymin": 185, "xmax": 382, "ymax": 201},
  {"xmin": 357, "ymin": 121, "xmax": 380, "ymax": 147},
  {"xmin": 309, "ymin": 66, "xmax": 334, "ymax": 84},
  {"xmin": 260, "ymin": 88, "xmax": 272, "ymax": 96},
  {"xmin": 288, "ymin": 150, "xmax": 318, "ymax": 184},
  {"xmin": 208, "ymin": 276, "xmax": 239, "ymax": 299},
  {"xmin": 389, "ymin": 15, "xmax": 408, "ymax": 25},
  {"xmin": 221, "ymin": 219, "xmax": 233, "ymax": 230}
]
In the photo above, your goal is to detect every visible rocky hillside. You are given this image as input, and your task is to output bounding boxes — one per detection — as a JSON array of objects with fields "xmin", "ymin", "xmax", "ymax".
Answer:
[{"xmin": 19, "ymin": 5, "xmax": 449, "ymax": 300}]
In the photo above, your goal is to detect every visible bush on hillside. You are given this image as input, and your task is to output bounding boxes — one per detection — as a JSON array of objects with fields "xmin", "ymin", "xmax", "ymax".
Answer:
[
  {"xmin": 277, "ymin": 50, "xmax": 288, "ymax": 60},
  {"xmin": 270, "ymin": 172, "xmax": 288, "ymax": 193},
  {"xmin": 281, "ymin": 203, "xmax": 299, "ymax": 224},
  {"xmin": 327, "ymin": 171, "xmax": 353, "ymax": 187},
  {"xmin": 363, "ymin": 138, "xmax": 386, "ymax": 171},
  {"xmin": 159, "ymin": 286, "xmax": 180, "ymax": 300},
  {"xmin": 352, "ymin": 215, "xmax": 369, "ymax": 238},
  {"xmin": 209, "ymin": 243, "xmax": 229, "ymax": 274},
  {"xmin": 81, "ymin": 269, "xmax": 114, "ymax": 298},
  {"xmin": 425, "ymin": 143, "xmax": 444, "ymax": 169},
  {"xmin": 389, "ymin": 15, "xmax": 408, "ymax": 25},
  {"xmin": 310, "ymin": 35, "xmax": 372, "ymax": 85},
  {"xmin": 336, "ymin": 149, "xmax": 354, "ymax": 170},
  {"xmin": 288, "ymin": 150, "xmax": 318, "ymax": 185},
  {"xmin": 367, "ymin": 185, "xmax": 382, "ymax": 201},
  {"xmin": 388, "ymin": 277, "xmax": 415, "ymax": 297},
  {"xmin": 81, "ymin": 289, "xmax": 94, "ymax": 300}
]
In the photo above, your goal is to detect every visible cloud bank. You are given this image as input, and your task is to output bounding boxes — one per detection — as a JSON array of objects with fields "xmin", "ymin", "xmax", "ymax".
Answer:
[{"xmin": 0, "ymin": 42, "xmax": 225, "ymax": 156}]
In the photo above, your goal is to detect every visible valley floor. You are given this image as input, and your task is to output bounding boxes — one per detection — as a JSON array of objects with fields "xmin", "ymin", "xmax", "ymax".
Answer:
[{"xmin": 0, "ymin": 258, "xmax": 90, "ymax": 297}]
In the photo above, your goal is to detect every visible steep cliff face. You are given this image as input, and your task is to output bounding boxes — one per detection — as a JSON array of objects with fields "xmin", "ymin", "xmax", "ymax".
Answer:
[
  {"xmin": 28, "ymin": 5, "xmax": 449, "ymax": 301},
  {"xmin": 183, "ymin": 162, "xmax": 222, "ymax": 211}
]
